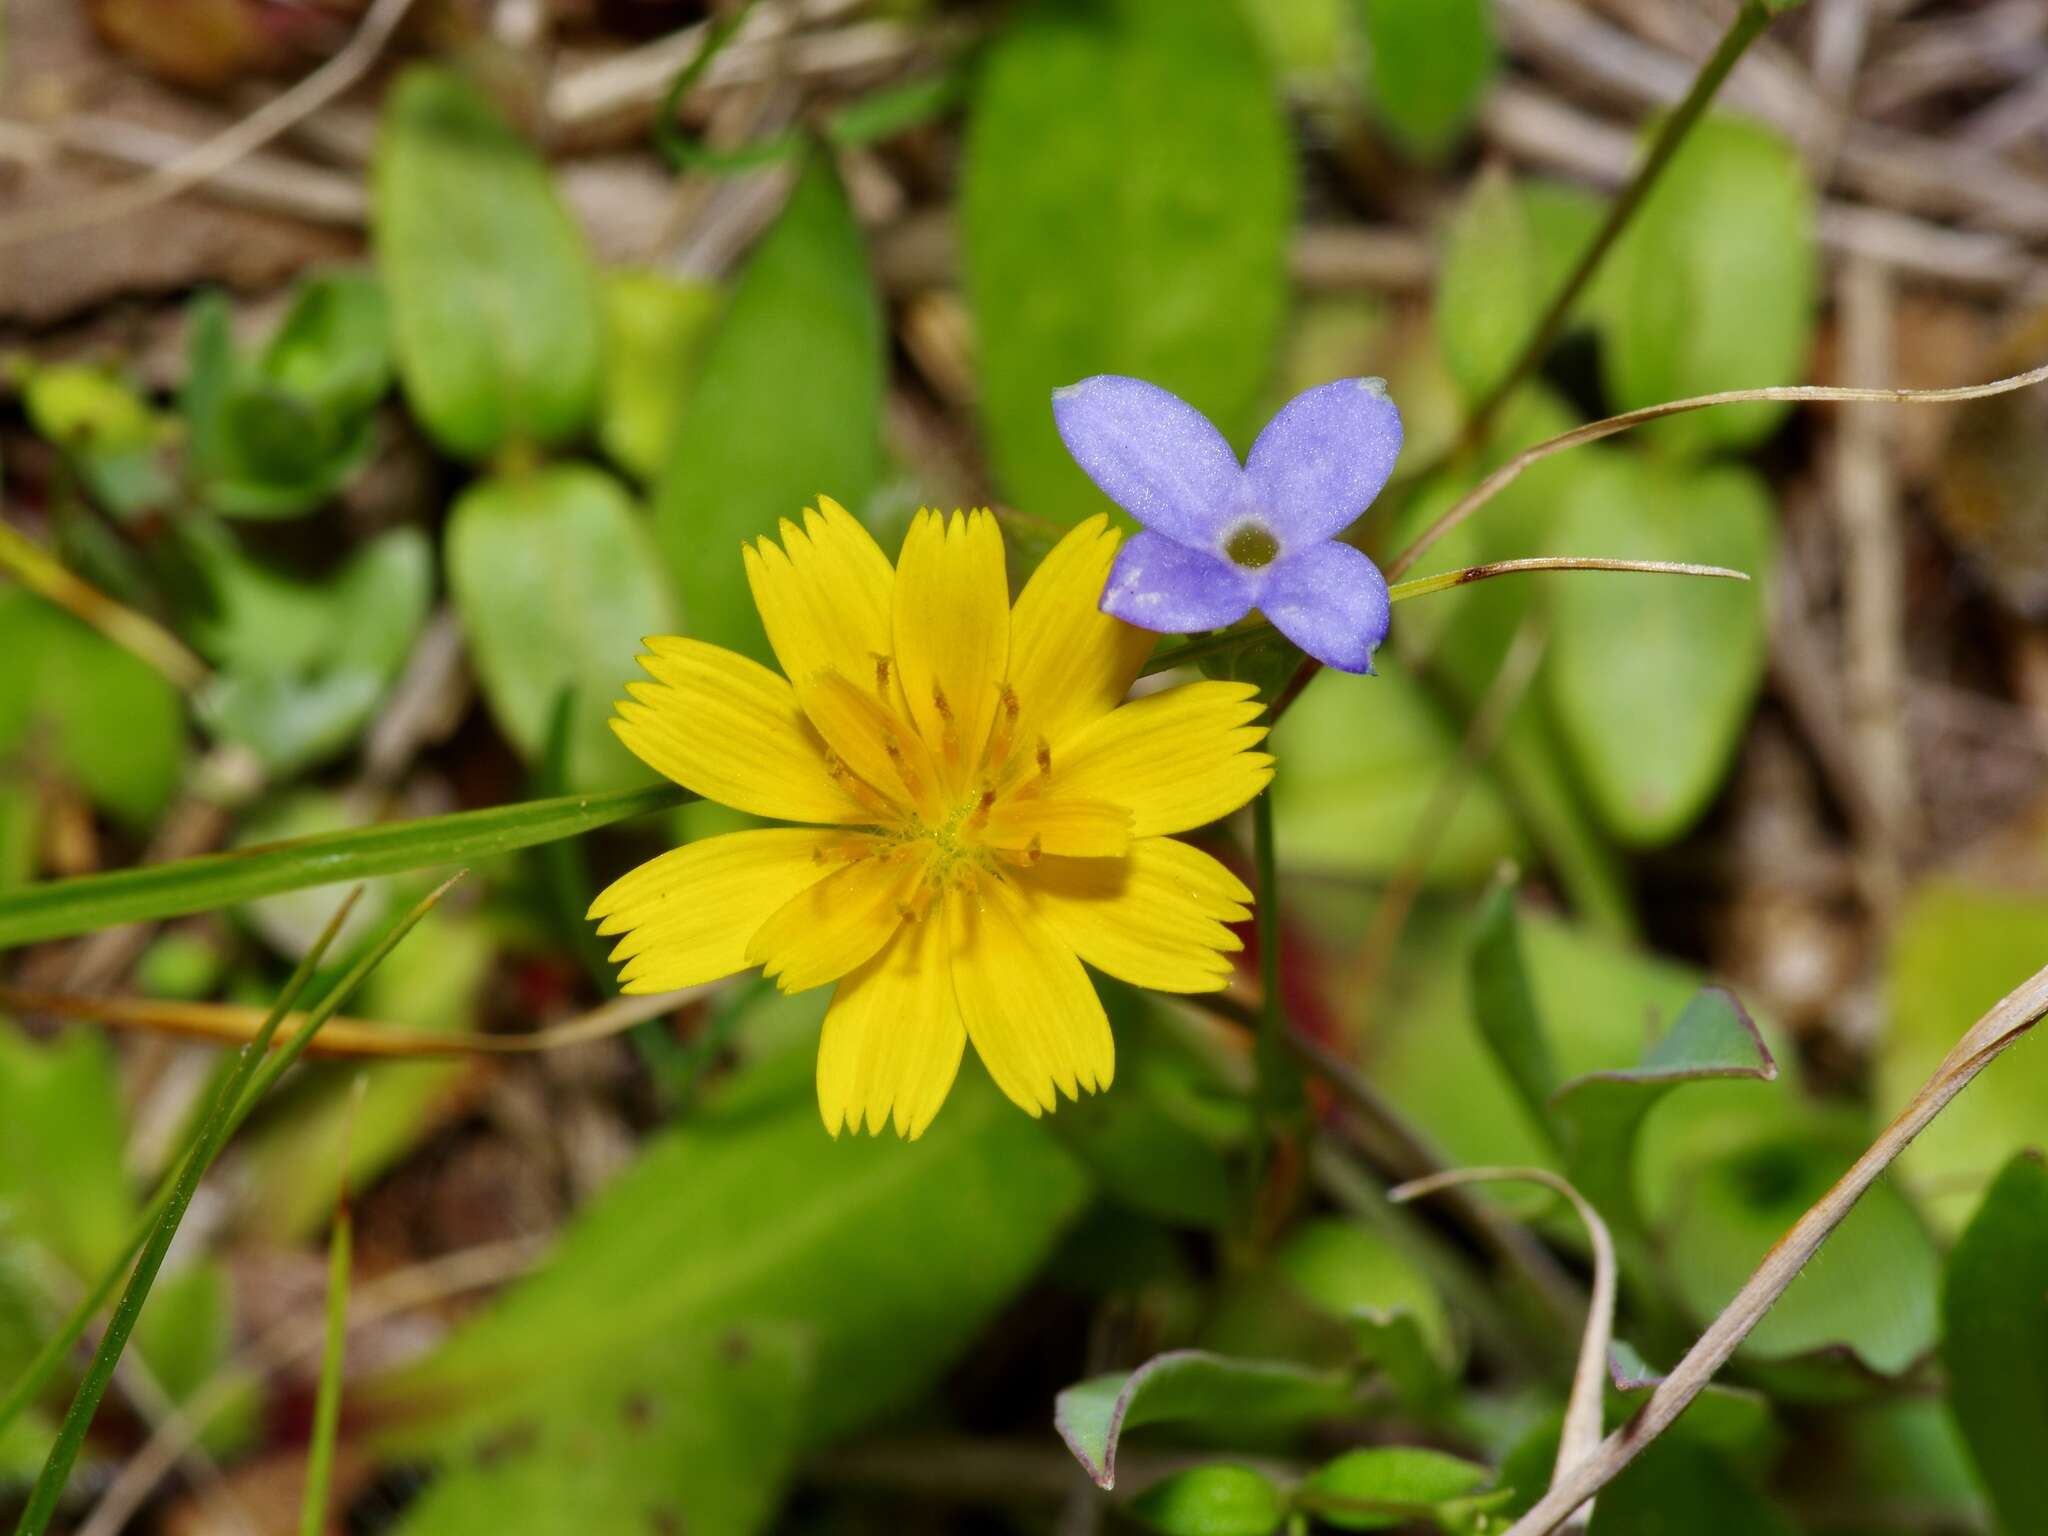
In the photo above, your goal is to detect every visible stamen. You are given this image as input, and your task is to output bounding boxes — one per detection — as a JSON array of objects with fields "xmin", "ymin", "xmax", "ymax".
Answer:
[
  {"xmin": 965, "ymin": 786, "xmax": 997, "ymax": 832},
  {"xmin": 982, "ymin": 683, "xmax": 1020, "ymax": 773},
  {"xmin": 883, "ymin": 734, "xmax": 928, "ymax": 805},
  {"xmin": 1035, "ymin": 737, "xmax": 1053, "ymax": 779},
  {"xmin": 823, "ymin": 752, "xmax": 896, "ymax": 820},
  {"xmin": 997, "ymin": 837, "xmax": 1043, "ymax": 869},
  {"xmin": 932, "ymin": 682, "xmax": 960, "ymax": 760},
  {"xmin": 872, "ymin": 654, "xmax": 893, "ymax": 697}
]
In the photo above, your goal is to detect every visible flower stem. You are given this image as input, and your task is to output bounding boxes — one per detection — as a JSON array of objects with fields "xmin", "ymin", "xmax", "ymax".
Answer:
[{"xmin": 1250, "ymin": 791, "xmax": 1305, "ymax": 1130}]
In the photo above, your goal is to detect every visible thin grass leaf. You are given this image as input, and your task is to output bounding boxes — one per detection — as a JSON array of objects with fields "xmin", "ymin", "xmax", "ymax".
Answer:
[
  {"xmin": 0, "ymin": 783, "xmax": 683, "ymax": 949},
  {"xmin": 0, "ymin": 878, "xmax": 456, "ymax": 1463},
  {"xmin": 300, "ymin": 1078, "xmax": 361, "ymax": 1536},
  {"xmin": 11, "ymin": 890, "xmax": 358, "ymax": 1535}
]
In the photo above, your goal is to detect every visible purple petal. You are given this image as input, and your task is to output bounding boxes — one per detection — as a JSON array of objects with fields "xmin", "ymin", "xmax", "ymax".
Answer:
[
  {"xmin": 1053, "ymin": 376, "xmax": 1245, "ymax": 544},
  {"xmin": 1100, "ymin": 531, "xmax": 1255, "ymax": 634},
  {"xmin": 1244, "ymin": 378, "xmax": 1403, "ymax": 544},
  {"xmin": 1258, "ymin": 541, "xmax": 1391, "ymax": 674}
]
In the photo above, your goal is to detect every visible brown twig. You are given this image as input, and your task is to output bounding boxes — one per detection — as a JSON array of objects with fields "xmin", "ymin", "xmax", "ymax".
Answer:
[
  {"xmin": 1502, "ymin": 959, "xmax": 2048, "ymax": 1535},
  {"xmin": 0, "ymin": 984, "xmax": 710, "ymax": 1059},
  {"xmin": 0, "ymin": 0, "xmax": 419, "ymax": 250}
]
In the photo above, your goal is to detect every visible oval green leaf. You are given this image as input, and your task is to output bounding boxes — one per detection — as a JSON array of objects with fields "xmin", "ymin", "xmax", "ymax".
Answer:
[
  {"xmin": 1542, "ymin": 452, "xmax": 1775, "ymax": 845},
  {"xmin": 448, "ymin": 462, "xmax": 674, "ymax": 790},
  {"xmin": 653, "ymin": 151, "xmax": 883, "ymax": 662},
  {"xmin": 1600, "ymin": 114, "xmax": 1818, "ymax": 459},
  {"xmin": 373, "ymin": 65, "xmax": 604, "ymax": 461},
  {"xmin": 1130, "ymin": 1465, "xmax": 1287, "ymax": 1536},
  {"xmin": 962, "ymin": 0, "xmax": 1293, "ymax": 523}
]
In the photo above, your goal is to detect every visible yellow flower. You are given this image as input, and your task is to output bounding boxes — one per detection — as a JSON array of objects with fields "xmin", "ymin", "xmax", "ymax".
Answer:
[{"xmin": 589, "ymin": 500, "xmax": 1274, "ymax": 1138}]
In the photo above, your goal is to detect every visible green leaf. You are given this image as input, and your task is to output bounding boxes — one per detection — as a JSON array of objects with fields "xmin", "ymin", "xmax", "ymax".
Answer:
[
  {"xmin": 1943, "ymin": 1151, "xmax": 2048, "ymax": 1535},
  {"xmin": 1046, "ymin": 989, "xmax": 1239, "ymax": 1228},
  {"xmin": 1600, "ymin": 114, "xmax": 1817, "ymax": 458},
  {"xmin": 599, "ymin": 269, "xmax": 723, "ymax": 484},
  {"xmin": 1130, "ymin": 1465, "xmax": 1288, "ymax": 1536},
  {"xmin": 0, "ymin": 590, "xmax": 186, "ymax": 826},
  {"xmin": 394, "ymin": 1324, "xmax": 807, "ymax": 1536},
  {"xmin": 238, "ymin": 910, "xmax": 492, "ymax": 1239},
  {"xmin": 189, "ymin": 526, "xmax": 431, "ymax": 773},
  {"xmin": 259, "ymin": 268, "xmax": 392, "ymax": 419},
  {"xmin": 1586, "ymin": 1438, "xmax": 1793, "ymax": 1536},
  {"xmin": 1550, "ymin": 985, "xmax": 1774, "ymax": 1229},
  {"xmin": 0, "ymin": 783, "xmax": 687, "ymax": 950},
  {"xmin": 962, "ymin": 0, "xmax": 1292, "ymax": 523},
  {"xmin": 1468, "ymin": 886, "xmax": 1562, "ymax": 1145},
  {"xmin": 1437, "ymin": 167, "xmax": 1537, "ymax": 405},
  {"xmin": 1056, "ymin": 1351, "xmax": 1354, "ymax": 1489},
  {"xmin": 653, "ymin": 151, "xmax": 882, "ymax": 663},
  {"xmin": 1299, "ymin": 1446, "xmax": 1494, "ymax": 1530},
  {"xmin": 371, "ymin": 1053, "xmax": 1089, "ymax": 1462},
  {"xmin": 22, "ymin": 361, "xmax": 176, "ymax": 519},
  {"xmin": 1351, "ymin": 0, "xmax": 1495, "ymax": 159},
  {"xmin": 373, "ymin": 65, "xmax": 604, "ymax": 461},
  {"xmin": 1542, "ymin": 451, "xmax": 1776, "ymax": 845},
  {"xmin": 1270, "ymin": 657, "xmax": 1529, "ymax": 886},
  {"xmin": 1276, "ymin": 1218, "xmax": 1454, "ymax": 1407},
  {"xmin": 448, "ymin": 462, "xmax": 674, "ymax": 790},
  {"xmin": 1667, "ymin": 1129, "xmax": 1941, "ymax": 1377},
  {"xmin": 0, "ymin": 1023, "xmax": 136, "ymax": 1278},
  {"xmin": 1880, "ymin": 881, "xmax": 2048, "ymax": 1233}
]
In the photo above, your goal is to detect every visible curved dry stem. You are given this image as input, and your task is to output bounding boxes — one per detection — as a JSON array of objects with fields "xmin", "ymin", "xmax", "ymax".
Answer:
[
  {"xmin": 1502, "ymin": 959, "xmax": 2048, "ymax": 1536},
  {"xmin": 1387, "ymin": 361, "xmax": 2048, "ymax": 581},
  {"xmin": 0, "ymin": 0, "xmax": 418, "ymax": 250},
  {"xmin": 1393, "ymin": 1165, "xmax": 1615, "ymax": 1531},
  {"xmin": 0, "ymin": 983, "xmax": 711, "ymax": 1058}
]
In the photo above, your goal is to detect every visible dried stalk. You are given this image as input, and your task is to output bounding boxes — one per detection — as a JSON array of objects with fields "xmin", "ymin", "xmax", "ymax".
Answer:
[
  {"xmin": 0, "ymin": 0, "xmax": 417, "ymax": 249},
  {"xmin": 1393, "ymin": 1166, "xmax": 1616, "ymax": 1532},
  {"xmin": 1503, "ymin": 959, "xmax": 2048, "ymax": 1536},
  {"xmin": 1387, "ymin": 362, "xmax": 2048, "ymax": 580},
  {"xmin": 0, "ymin": 984, "xmax": 711, "ymax": 1059}
]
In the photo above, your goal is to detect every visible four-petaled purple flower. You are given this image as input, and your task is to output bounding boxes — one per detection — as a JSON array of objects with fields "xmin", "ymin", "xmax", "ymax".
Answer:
[{"xmin": 1052, "ymin": 375, "xmax": 1403, "ymax": 674}]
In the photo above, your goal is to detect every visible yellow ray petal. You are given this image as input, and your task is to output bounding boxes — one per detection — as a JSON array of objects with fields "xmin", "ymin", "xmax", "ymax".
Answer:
[
  {"xmin": 893, "ymin": 509, "xmax": 1009, "ymax": 794},
  {"xmin": 946, "ymin": 872, "xmax": 1113, "ymax": 1116},
  {"xmin": 980, "ymin": 796, "xmax": 1131, "ymax": 859},
  {"xmin": 1014, "ymin": 836, "xmax": 1250, "ymax": 993},
  {"xmin": 817, "ymin": 910, "xmax": 965, "ymax": 1139},
  {"xmin": 743, "ymin": 497, "xmax": 901, "ymax": 712},
  {"xmin": 614, "ymin": 637, "xmax": 870, "ymax": 824},
  {"xmin": 796, "ymin": 670, "xmax": 942, "ymax": 824},
  {"xmin": 589, "ymin": 827, "xmax": 845, "ymax": 992},
  {"xmin": 1044, "ymin": 680, "xmax": 1274, "ymax": 836},
  {"xmin": 1004, "ymin": 514, "xmax": 1156, "ymax": 761},
  {"xmin": 746, "ymin": 852, "xmax": 919, "ymax": 994}
]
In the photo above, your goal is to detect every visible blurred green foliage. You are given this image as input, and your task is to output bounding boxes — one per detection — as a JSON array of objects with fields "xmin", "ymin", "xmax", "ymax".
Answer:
[{"xmin": 0, "ymin": 3, "xmax": 2039, "ymax": 1534}]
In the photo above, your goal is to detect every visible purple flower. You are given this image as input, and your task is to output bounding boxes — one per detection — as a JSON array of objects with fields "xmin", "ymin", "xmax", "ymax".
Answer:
[{"xmin": 1052, "ymin": 375, "xmax": 1403, "ymax": 674}]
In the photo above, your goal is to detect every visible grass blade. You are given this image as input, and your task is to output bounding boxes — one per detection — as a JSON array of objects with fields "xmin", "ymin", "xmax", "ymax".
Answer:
[
  {"xmin": 0, "ymin": 784, "xmax": 685, "ymax": 949},
  {"xmin": 300, "ymin": 1078, "xmax": 362, "ymax": 1536},
  {"xmin": 5, "ymin": 877, "xmax": 455, "ymax": 1526}
]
